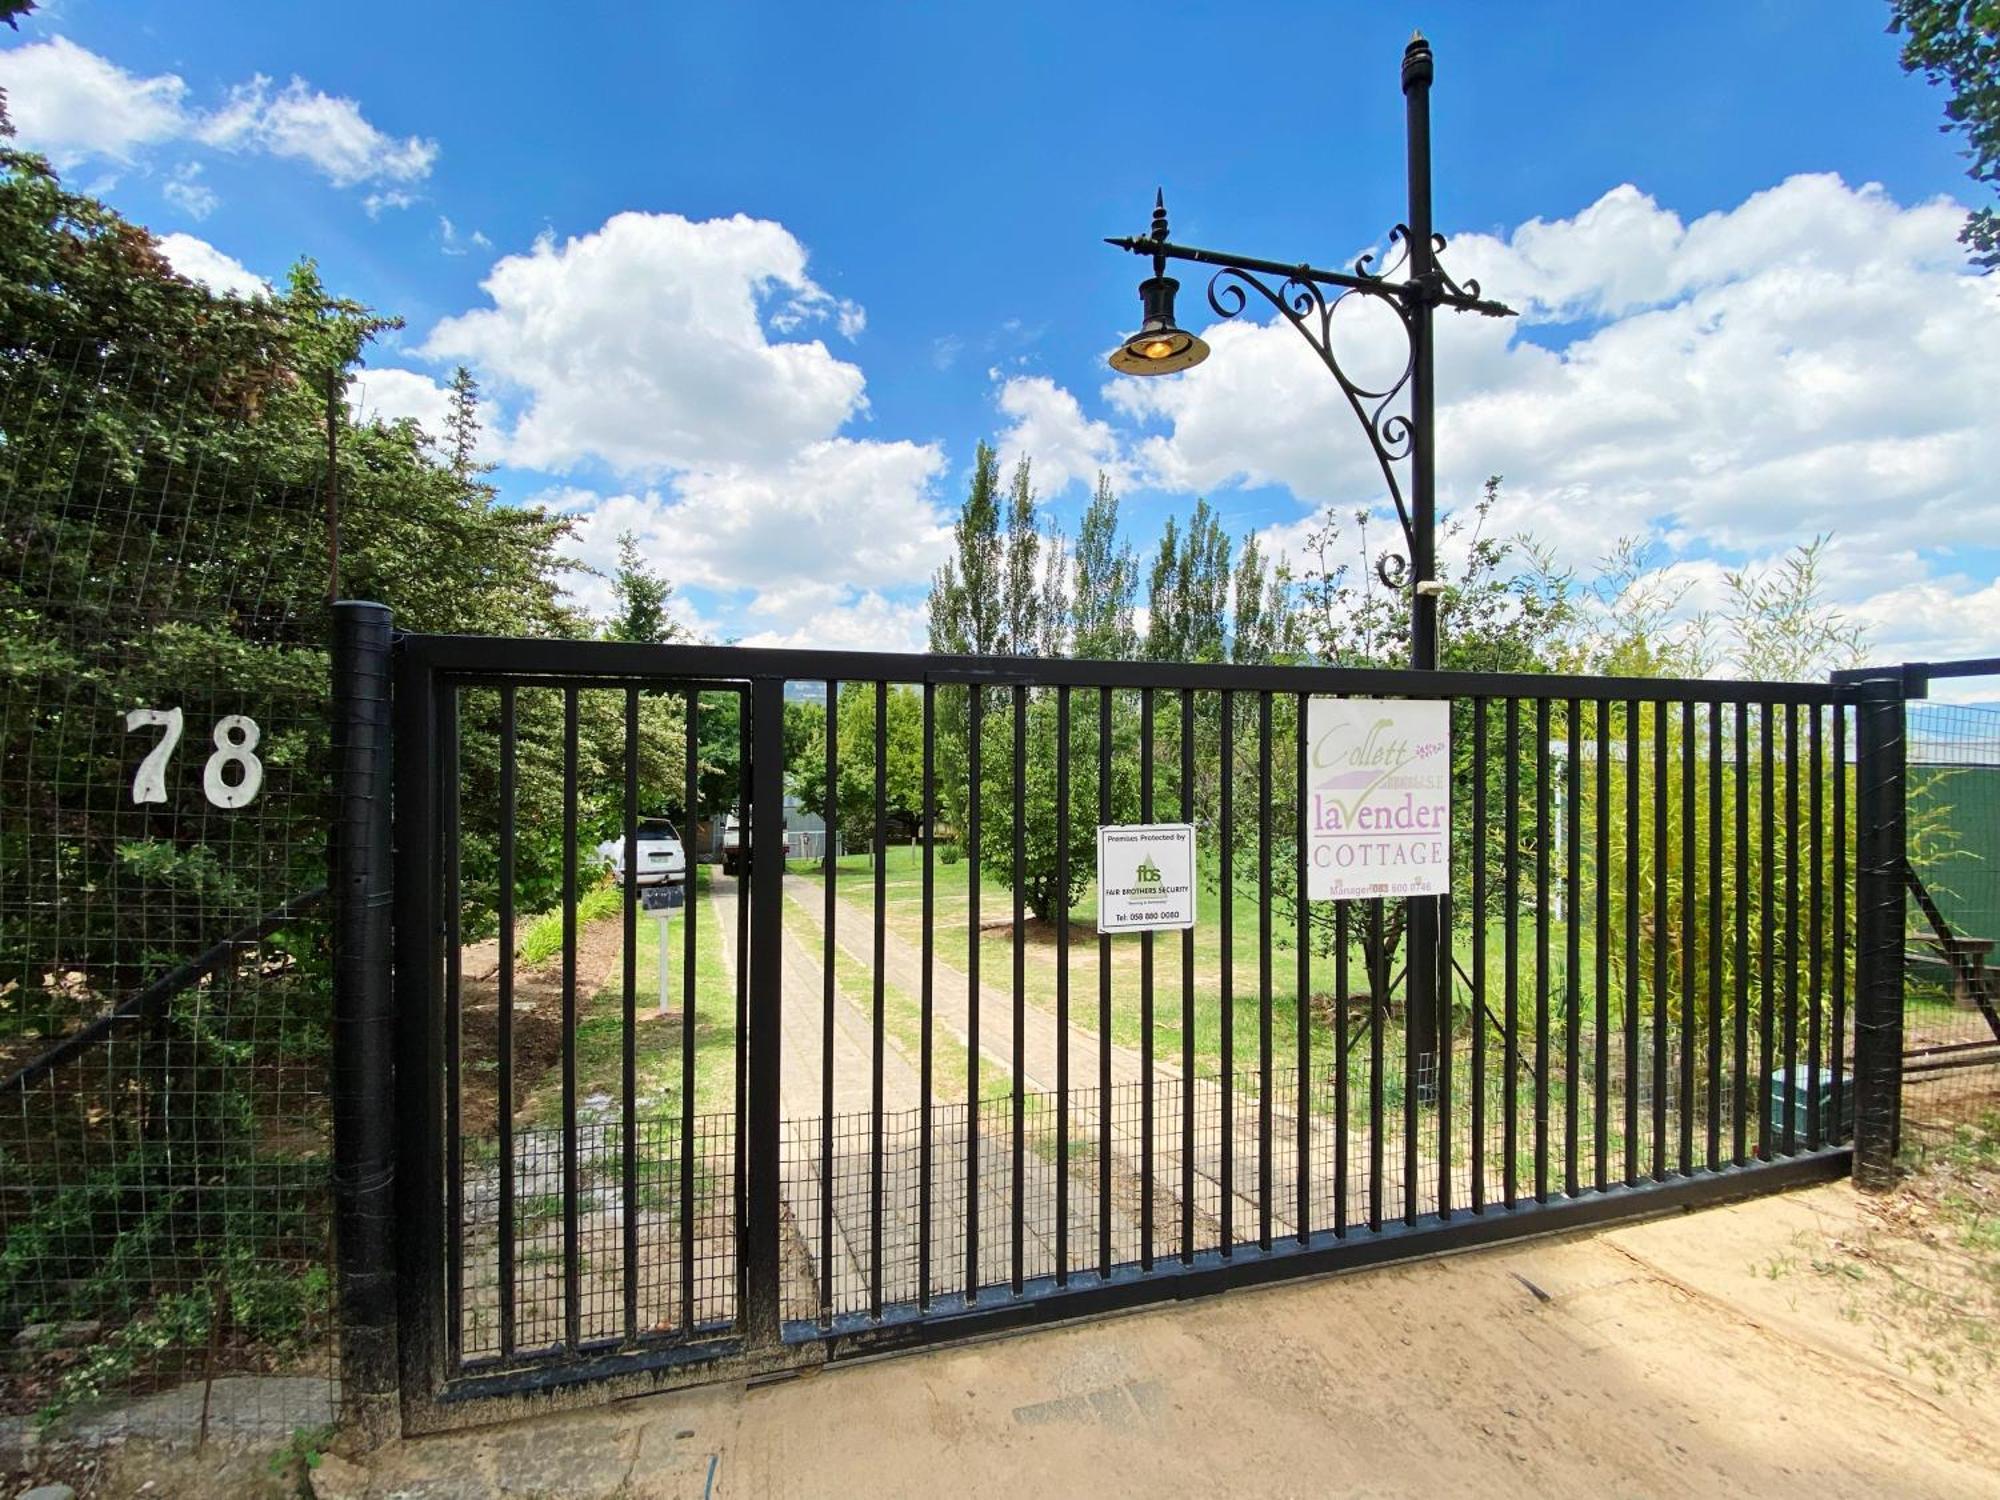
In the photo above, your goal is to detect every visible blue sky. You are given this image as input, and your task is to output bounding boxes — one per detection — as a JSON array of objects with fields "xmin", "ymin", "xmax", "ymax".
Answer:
[{"xmin": 4, "ymin": 1, "xmax": 1996, "ymax": 673}]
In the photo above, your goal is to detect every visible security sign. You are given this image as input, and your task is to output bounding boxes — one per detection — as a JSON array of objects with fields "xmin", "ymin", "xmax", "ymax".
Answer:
[{"xmin": 1096, "ymin": 823, "xmax": 1197, "ymax": 933}]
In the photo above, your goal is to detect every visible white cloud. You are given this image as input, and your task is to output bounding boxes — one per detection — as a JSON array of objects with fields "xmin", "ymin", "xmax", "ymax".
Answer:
[
  {"xmin": 734, "ymin": 582, "xmax": 929, "ymax": 652},
  {"xmin": 160, "ymin": 161, "xmax": 216, "ymax": 220},
  {"xmin": 0, "ymin": 36, "xmax": 436, "ymax": 196},
  {"xmin": 547, "ymin": 436, "xmax": 948, "ymax": 604},
  {"xmin": 1849, "ymin": 574, "xmax": 2000, "ymax": 668},
  {"xmin": 994, "ymin": 374, "xmax": 1125, "ymax": 495},
  {"xmin": 438, "ymin": 216, "xmax": 492, "ymax": 255},
  {"xmin": 347, "ymin": 367, "xmax": 456, "ymax": 437},
  {"xmin": 425, "ymin": 212, "xmax": 874, "ymax": 476},
  {"xmin": 154, "ymin": 232, "xmax": 267, "ymax": 298},
  {"xmin": 0, "ymin": 36, "xmax": 185, "ymax": 166},
  {"xmin": 200, "ymin": 74, "xmax": 436, "ymax": 187},
  {"xmin": 362, "ymin": 190, "xmax": 419, "ymax": 218}
]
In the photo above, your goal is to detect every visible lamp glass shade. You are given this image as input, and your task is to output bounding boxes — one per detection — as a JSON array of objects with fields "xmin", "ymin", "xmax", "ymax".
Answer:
[{"xmin": 1108, "ymin": 274, "xmax": 1210, "ymax": 376}]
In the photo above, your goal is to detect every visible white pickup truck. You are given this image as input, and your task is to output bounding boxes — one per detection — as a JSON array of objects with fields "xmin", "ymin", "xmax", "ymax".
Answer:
[
  {"xmin": 596, "ymin": 817, "xmax": 686, "ymax": 887},
  {"xmin": 720, "ymin": 812, "xmax": 749, "ymax": 877}
]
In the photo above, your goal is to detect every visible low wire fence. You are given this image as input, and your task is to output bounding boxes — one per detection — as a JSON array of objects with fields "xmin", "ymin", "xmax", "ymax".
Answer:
[{"xmin": 1904, "ymin": 698, "xmax": 2000, "ymax": 1144}]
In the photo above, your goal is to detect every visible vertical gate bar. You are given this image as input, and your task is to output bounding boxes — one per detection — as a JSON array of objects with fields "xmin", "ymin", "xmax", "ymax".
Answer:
[
  {"xmin": 681, "ymin": 692, "xmax": 699, "ymax": 1331},
  {"xmin": 1472, "ymin": 698, "xmax": 1488, "ymax": 1213},
  {"xmin": 1534, "ymin": 699, "xmax": 1551, "ymax": 1205},
  {"xmin": 1734, "ymin": 701, "xmax": 1750, "ymax": 1167},
  {"xmin": 390, "ymin": 646, "xmax": 440, "ymax": 1418},
  {"xmin": 1011, "ymin": 684, "xmax": 1027, "ymax": 1294},
  {"xmin": 1438, "ymin": 879, "xmax": 1453, "ymax": 1221},
  {"xmin": 1808, "ymin": 706, "xmax": 1825, "ymax": 1150},
  {"xmin": 1141, "ymin": 688, "xmax": 1157, "ymax": 1269},
  {"xmin": 1650, "ymin": 700, "xmax": 1669, "ymax": 1182},
  {"xmin": 1221, "ymin": 692, "xmax": 1236, "ymax": 1253},
  {"xmin": 440, "ymin": 686, "xmax": 463, "ymax": 1369},
  {"xmin": 1503, "ymin": 697, "xmax": 1520, "ymax": 1210},
  {"xmin": 497, "ymin": 686, "xmax": 517, "ymax": 1357},
  {"xmin": 744, "ymin": 677, "xmax": 787, "ymax": 1347},
  {"xmin": 1783, "ymin": 704, "xmax": 1801, "ymax": 1155},
  {"xmin": 1624, "ymin": 700, "xmax": 1640, "ymax": 1192},
  {"xmin": 1367, "ymin": 897, "xmax": 1385, "ymax": 1233},
  {"xmin": 735, "ymin": 692, "xmax": 751, "ymax": 1297},
  {"xmin": 1565, "ymin": 698, "xmax": 1581, "ymax": 1198},
  {"xmin": 821, "ymin": 683, "xmax": 837, "ymax": 1319},
  {"xmin": 561, "ymin": 687, "xmax": 581, "ymax": 1351},
  {"xmin": 1097, "ymin": 688, "xmax": 1113, "ymax": 1277},
  {"xmin": 1832, "ymin": 700, "xmax": 1848, "ymax": 1141},
  {"xmin": 920, "ymin": 683, "xmax": 937, "ymax": 1307},
  {"xmin": 1851, "ymin": 673, "xmax": 1905, "ymax": 1188},
  {"xmin": 967, "ymin": 685, "xmax": 983, "ymax": 1300},
  {"xmin": 1335, "ymin": 899, "xmax": 1350, "ymax": 1235},
  {"xmin": 1296, "ymin": 692, "xmax": 1312, "ymax": 1241},
  {"xmin": 874, "ymin": 681, "xmax": 891, "ymax": 1317},
  {"xmin": 1707, "ymin": 702, "xmax": 1724, "ymax": 1171},
  {"xmin": 1054, "ymin": 686, "xmax": 1070, "ymax": 1286},
  {"xmin": 1259, "ymin": 692, "xmax": 1275, "ymax": 1247},
  {"xmin": 1759, "ymin": 704, "xmax": 1775, "ymax": 1159},
  {"xmin": 1182, "ymin": 689, "xmax": 1198, "ymax": 1260},
  {"xmin": 1594, "ymin": 700, "xmax": 1610, "ymax": 1193},
  {"xmin": 1402, "ymin": 700, "xmax": 1420, "ymax": 1228},
  {"xmin": 1680, "ymin": 699, "xmax": 1697, "ymax": 1177},
  {"xmin": 621, "ymin": 688, "xmax": 640, "ymax": 1340}
]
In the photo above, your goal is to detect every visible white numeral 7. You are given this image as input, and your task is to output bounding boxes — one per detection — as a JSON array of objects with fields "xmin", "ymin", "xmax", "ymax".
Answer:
[{"xmin": 126, "ymin": 707, "xmax": 184, "ymax": 804}]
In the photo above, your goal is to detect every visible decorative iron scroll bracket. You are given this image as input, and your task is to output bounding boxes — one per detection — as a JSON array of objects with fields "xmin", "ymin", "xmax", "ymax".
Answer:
[{"xmin": 1106, "ymin": 228, "xmax": 1515, "ymax": 579}]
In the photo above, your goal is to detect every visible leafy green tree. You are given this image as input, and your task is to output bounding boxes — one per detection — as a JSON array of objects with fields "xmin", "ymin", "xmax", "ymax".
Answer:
[
  {"xmin": 1890, "ymin": 0, "xmax": 2000, "ymax": 269},
  {"xmin": 1001, "ymin": 457, "xmax": 1042, "ymax": 656},
  {"xmin": 791, "ymin": 685, "xmax": 926, "ymax": 854},
  {"xmin": 1071, "ymin": 474, "xmax": 1139, "ymax": 662},
  {"xmin": 603, "ymin": 531, "xmax": 681, "ymax": 645},
  {"xmin": 927, "ymin": 441, "xmax": 1003, "ymax": 657},
  {"xmin": 0, "ymin": 148, "xmax": 604, "ymax": 1025},
  {"xmin": 1144, "ymin": 498, "xmax": 1232, "ymax": 664}
]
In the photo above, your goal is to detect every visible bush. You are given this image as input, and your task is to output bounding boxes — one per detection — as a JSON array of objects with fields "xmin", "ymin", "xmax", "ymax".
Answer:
[{"xmin": 518, "ymin": 879, "xmax": 622, "ymax": 966}]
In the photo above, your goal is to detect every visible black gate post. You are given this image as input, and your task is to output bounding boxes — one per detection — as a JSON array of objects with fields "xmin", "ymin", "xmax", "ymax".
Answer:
[
  {"xmin": 330, "ymin": 600, "xmax": 399, "ymax": 1442},
  {"xmin": 743, "ymin": 675, "xmax": 787, "ymax": 1347},
  {"xmin": 1850, "ymin": 667, "xmax": 1909, "ymax": 1191}
]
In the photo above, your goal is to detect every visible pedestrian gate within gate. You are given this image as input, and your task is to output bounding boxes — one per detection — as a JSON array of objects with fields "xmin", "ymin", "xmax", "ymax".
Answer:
[{"xmin": 344, "ymin": 613, "xmax": 1872, "ymax": 1430}]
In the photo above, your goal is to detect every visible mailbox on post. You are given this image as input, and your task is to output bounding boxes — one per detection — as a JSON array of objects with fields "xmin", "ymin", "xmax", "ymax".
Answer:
[{"xmin": 641, "ymin": 884, "xmax": 685, "ymax": 1018}]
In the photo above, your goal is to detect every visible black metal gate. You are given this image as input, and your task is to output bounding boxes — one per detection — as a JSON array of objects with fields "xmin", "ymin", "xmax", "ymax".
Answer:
[{"xmin": 339, "ymin": 610, "xmax": 1877, "ymax": 1431}]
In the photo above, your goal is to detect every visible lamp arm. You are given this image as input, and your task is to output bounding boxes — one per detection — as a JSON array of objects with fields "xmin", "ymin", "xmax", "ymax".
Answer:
[{"xmin": 1202, "ymin": 264, "xmax": 1421, "ymax": 568}]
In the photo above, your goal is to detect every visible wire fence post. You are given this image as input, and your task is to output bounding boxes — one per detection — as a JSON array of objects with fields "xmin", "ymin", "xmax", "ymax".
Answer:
[
  {"xmin": 1850, "ymin": 667, "xmax": 1908, "ymax": 1191},
  {"xmin": 331, "ymin": 600, "xmax": 400, "ymax": 1441}
]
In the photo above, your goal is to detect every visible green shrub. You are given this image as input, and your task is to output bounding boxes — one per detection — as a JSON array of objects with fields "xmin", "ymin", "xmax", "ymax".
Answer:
[{"xmin": 518, "ymin": 879, "xmax": 622, "ymax": 966}]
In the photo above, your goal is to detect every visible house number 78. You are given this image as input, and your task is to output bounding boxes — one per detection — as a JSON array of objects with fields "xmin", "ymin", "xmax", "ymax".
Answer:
[{"xmin": 125, "ymin": 708, "xmax": 264, "ymax": 809}]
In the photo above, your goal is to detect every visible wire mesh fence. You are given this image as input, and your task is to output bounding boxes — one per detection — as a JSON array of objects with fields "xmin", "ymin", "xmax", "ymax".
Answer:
[
  {"xmin": 1904, "ymin": 700, "xmax": 2000, "ymax": 1144},
  {"xmin": 0, "ymin": 336, "xmax": 337, "ymax": 1444}
]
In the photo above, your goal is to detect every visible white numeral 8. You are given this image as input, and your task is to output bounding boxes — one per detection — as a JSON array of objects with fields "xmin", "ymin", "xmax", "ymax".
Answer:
[{"xmin": 203, "ymin": 715, "xmax": 264, "ymax": 809}]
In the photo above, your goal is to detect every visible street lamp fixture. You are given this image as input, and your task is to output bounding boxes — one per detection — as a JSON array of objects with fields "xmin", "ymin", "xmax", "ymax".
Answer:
[
  {"xmin": 1104, "ymin": 33, "xmax": 1513, "ymax": 660},
  {"xmin": 1107, "ymin": 193, "xmax": 1211, "ymax": 376},
  {"xmin": 1100, "ymin": 31, "xmax": 1514, "ymax": 1079}
]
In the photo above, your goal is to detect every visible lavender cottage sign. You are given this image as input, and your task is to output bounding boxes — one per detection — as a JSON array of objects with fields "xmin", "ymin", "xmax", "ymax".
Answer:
[{"xmin": 1304, "ymin": 698, "xmax": 1451, "ymax": 901}]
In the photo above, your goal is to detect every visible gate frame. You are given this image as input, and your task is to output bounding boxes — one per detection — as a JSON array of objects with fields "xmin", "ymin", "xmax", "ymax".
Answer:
[{"xmin": 337, "ymin": 610, "xmax": 1889, "ymax": 1435}]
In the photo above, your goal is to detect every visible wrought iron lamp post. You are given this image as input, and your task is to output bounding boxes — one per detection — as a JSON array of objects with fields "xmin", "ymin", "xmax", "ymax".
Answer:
[{"xmin": 1104, "ymin": 31, "xmax": 1513, "ymax": 1071}]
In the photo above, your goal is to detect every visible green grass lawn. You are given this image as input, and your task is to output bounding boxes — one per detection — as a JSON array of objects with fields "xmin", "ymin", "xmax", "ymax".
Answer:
[{"xmin": 788, "ymin": 845, "xmax": 1626, "ymax": 1079}]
